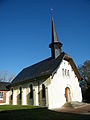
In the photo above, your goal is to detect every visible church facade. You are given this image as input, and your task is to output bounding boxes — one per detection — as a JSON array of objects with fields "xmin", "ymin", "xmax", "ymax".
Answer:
[{"xmin": 6, "ymin": 17, "xmax": 82, "ymax": 109}]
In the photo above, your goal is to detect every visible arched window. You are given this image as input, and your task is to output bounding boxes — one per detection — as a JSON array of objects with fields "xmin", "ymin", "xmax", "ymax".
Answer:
[
  {"xmin": 11, "ymin": 88, "xmax": 13, "ymax": 100},
  {"xmin": 19, "ymin": 86, "xmax": 22, "ymax": 100},
  {"xmin": 62, "ymin": 68, "xmax": 64, "ymax": 76},
  {"xmin": 42, "ymin": 84, "xmax": 45, "ymax": 98},
  {"xmin": 29, "ymin": 84, "xmax": 33, "ymax": 99},
  {"xmin": 65, "ymin": 69, "xmax": 67, "ymax": 76},
  {"xmin": 67, "ymin": 70, "xmax": 70, "ymax": 77}
]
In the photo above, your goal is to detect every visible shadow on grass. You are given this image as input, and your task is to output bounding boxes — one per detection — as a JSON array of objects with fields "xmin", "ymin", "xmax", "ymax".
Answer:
[{"xmin": 0, "ymin": 108, "xmax": 90, "ymax": 120}]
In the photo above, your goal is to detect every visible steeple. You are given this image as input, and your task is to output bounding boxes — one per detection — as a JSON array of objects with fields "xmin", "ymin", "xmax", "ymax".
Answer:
[{"xmin": 49, "ymin": 16, "xmax": 62, "ymax": 59}]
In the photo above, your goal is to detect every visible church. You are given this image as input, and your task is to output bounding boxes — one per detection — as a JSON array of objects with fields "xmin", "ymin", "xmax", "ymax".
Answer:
[{"xmin": 6, "ymin": 17, "xmax": 82, "ymax": 109}]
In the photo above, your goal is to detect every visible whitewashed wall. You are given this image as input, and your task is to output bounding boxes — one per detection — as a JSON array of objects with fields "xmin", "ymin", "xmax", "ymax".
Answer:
[
  {"xmin": 22, "ymin": 85, "xmax": 27, "ymax": 105},
  {"xmin": 7, "ymin": 59, "xmax": 82, "ymax": 109},
  {"xmin": 11, "ymin": 82, "xmax": 39, "ymax": 106},
  {"xmin": 48, "ymin": 59, "xmax": 82, "ymax": 109},
  {"xmin": 35, "ymin": 85, "xmax": 39, "ymax": 106},
  {"xmin": 13, "ymin": 88, "xmax": 17, "ymax": 105},
  {"xmin": 6, "ymin": 91, "xmax": 9, "ymax": 105}
]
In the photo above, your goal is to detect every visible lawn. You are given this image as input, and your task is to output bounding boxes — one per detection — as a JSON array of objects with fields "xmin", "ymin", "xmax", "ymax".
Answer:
[{"xmin": 0, "ymin": 105, "xmax": 90, "ymax": 120}]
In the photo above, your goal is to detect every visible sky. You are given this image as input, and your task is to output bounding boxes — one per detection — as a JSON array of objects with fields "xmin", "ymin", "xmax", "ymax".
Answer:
[{"xmin": 0, "ymin": 0, "xmax": 90, "ymax": 76}]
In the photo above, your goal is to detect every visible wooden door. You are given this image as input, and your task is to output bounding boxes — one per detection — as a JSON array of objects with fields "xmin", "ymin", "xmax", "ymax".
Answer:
[{"xmin": 65, "ymin": 87, "xmax": 71, "ymax": 102}]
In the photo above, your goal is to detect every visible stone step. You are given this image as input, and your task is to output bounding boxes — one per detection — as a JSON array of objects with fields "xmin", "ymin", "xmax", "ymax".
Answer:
[{"xmin": 63, "ymin": 101, "xmax": 87, "ymax": 108}]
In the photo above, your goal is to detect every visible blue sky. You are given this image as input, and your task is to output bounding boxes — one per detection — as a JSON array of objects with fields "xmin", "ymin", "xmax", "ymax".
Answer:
[{"xmin": 0, "ymin": 0, "xmax": 90, "ymax": 76}]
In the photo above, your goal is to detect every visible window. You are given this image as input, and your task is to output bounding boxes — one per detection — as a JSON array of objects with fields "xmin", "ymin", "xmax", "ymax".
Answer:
[
  {"xmin": 19, "ymin": 87, "xmax": 22, "ymax": 100},
  {"xmin": 62, "ymin": 69, "xmax": 70, "ymax": 77},
  {"xmin": 29, "ymin": 84, "xmax": 33, "ymax": 99},
  {"xmin": 11, "ymin": 88, "xmax": 13, "ymax": 100},
  {"xmin": 62, "ymin": 68, "xmax": 64, "ymax": 76},
  {"xmin": 42, "ymin": 84, "xmax": 46, "ymax": 98},
  {"xmin": 65, "ymin": 69, "xmax": 67, "ymax": 76},
  {"xmin": 67, "ymin": 70, "xmax": 70, "ymax": 77},
  {"xmin": 0, "ymin": 92, "xmax": 3, "ymax": 99}
]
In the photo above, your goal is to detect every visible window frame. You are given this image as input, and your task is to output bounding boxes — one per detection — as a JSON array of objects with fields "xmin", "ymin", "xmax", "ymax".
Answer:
[
  {"xmin": 62, "ymin": 68, "xmax": 64, "ymax": 76},
  {"xmin": 0, "ymin": 92, "xmax": 3, "ymax": 100},
  {"xmin": 67, "ymin": 70, "xmax": 70, "ymax": 77}
]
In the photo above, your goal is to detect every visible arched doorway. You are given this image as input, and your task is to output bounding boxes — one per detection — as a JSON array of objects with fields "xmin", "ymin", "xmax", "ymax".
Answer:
[{"xmin": 65, "ymin": 87, "xmax": 71, "ymax": 102}]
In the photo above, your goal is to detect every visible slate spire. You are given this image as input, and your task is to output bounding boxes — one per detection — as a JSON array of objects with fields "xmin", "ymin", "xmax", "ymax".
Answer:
[
  {"xmin": 52, "ymin": 17, "xmax": 59, "ymax": 43},
  {"xmin": 49, "ymin": 16, "xmax": 62, "ymax": 59}
]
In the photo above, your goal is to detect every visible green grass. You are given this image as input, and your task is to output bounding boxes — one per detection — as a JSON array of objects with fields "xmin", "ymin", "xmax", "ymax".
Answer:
[
  {"xmin": 0, "ymin": 105, "xmax": 90, "ymax": 120},
  {"xmin": 0, "ymin": 105, "xmax": 38, "ymax": 111}
]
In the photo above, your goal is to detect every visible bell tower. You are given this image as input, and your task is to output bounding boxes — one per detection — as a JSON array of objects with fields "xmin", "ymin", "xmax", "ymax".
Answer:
[{"xmin": 49, "ymin": 17, "xmax": 62, "ymax": 59}]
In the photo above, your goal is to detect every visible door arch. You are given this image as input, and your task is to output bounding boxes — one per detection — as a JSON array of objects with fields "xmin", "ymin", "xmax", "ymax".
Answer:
[{"xmin": 65, "ymin": 87, "xmax": 71, "ymax": 102}]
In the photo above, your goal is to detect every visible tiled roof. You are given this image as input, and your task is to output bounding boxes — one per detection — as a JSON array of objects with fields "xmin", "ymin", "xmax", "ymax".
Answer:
[
  {"xmin": 11, "ymin": 52, "xmax": 65, "ymax": 85},
  {"xmin": 0, "ymin": 82, "xmax": 10, "ymax": 91}
]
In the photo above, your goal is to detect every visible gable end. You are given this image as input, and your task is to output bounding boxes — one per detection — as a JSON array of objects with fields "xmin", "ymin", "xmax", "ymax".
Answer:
[{"xmin": 64, "ymin": 55, "xmax": 82, "ymax": 80}]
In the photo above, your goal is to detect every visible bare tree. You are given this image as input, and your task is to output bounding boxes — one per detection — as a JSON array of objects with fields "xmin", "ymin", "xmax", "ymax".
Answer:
[
  {"xmin": 8, "ymin": 74, "xmax": 15, "ymax": 82},
  {"xmin": 0, "ymin": 71, "xmax": 8, "ymax": 82},
  {"xmin": 0, "ymin": 71, "xmax": 15, "ymax": 82},
  {"xmin": 78, "ymin": 60, "xmax": 90, "ymax": 80},
  {"xmin": 78, "ymin": 60, "xmax": 90, "ymax": 102}
]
